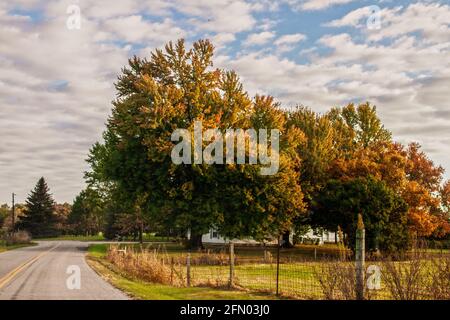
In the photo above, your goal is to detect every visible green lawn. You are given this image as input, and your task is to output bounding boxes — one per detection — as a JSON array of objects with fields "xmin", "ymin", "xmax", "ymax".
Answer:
[
  {"xmin": 0, "ymin": 241, "xmax": 37, "ymax": 253},
  {"xmin": 36, "ymin": 234, "xmax": 107, "ymax": 241},
  {"xmin": 86, "ymin": 244, "xmax": 277, "ymax": 300},
  {"xmin": 36, "ymin": 233, "xmax": 173, "ymax": 242}
]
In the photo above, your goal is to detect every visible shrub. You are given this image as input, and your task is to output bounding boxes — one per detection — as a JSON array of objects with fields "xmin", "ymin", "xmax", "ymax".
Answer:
[
  {"xmin": 427, "ymin": 255, "xmax": 450, "ymax": 300},
  {"xmin": 314, "ymin": 261, "xmax": 357, "ymax": 300},
  {"xmin": 3, "ymin": 231, "xmax": 32, "ymax": 245}
]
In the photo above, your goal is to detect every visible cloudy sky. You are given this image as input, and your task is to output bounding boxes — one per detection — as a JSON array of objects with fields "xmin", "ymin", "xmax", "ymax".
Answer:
[{"xmin": 1, "ymin": 0, "xmax": 450, "ymax": 204}]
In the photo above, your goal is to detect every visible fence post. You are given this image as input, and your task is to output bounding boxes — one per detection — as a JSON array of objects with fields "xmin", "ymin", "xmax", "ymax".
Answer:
[
  {"xmin": 276, "ymin": 237, "xmax": 281, "ymax": 296},
  {"xmin": 229, "ymin": 242, "xmax": 235, "ymax": 288},
  {"xmin": 186, "ymin": 251, "xmax": 191, "ymax": 287},
  {"xmin": 355, "ymin": 214, "xmax": 365, "ymax": 300},
  {"xmin": 170, "ymin": 257, "xmax": 174, "ymax": 285}
]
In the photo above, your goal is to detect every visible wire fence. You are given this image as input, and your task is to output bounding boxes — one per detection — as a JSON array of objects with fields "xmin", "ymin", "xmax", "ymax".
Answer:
[{"xmin": 106, "ymin": 242, "xmax": 450, "ymax": 300}]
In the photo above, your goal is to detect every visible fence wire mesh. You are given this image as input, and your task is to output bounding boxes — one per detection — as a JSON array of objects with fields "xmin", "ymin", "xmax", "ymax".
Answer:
[{"xmin": 106, "ymin": 243, "xmax": 450, "ymax": 300}]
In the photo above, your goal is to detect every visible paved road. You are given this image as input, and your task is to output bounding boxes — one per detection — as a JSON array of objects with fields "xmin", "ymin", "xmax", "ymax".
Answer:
[{"xmin": 0, "ymin": 241, "xmax": 128, "ymax": 300}]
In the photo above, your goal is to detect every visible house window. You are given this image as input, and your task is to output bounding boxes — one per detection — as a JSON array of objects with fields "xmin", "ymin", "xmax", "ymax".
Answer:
[{"xmin": 209, "ymin": 229, "xmax": 220, "ymax": 239}]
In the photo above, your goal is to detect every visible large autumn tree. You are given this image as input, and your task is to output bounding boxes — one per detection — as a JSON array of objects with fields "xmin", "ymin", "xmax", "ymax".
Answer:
[
  {"xmin": 19, "ymin": 177, "xmax": 57, "ymax": 237},
  {"xmin": 86, "ymin": 39, "xmax": 305, "ymax": 248},
  {"xmin": 306, "ymin": 104, "xmax": 411, "ymax": 252},
  {"xmin": 400, "ymin": 142, "xmax": 450, "ymax": 237}
]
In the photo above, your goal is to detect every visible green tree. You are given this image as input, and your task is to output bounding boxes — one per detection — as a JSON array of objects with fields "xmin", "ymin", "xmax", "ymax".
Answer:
[
  {"xmin": 0, "ymin": 204, "xmax": 9, "ymax": 231},
  {"xmin": 19, "ymin": 177, "xmax": 57, "ymax": 237},
  {"xmin": 328, "ymin": 103, "xmax": 392, "ymax": 157},
  {"xmin": 286, "ymin": 107, "xmax": 336, "ymax": 246},
  {"xmin": 86, "ymin": 39, "xmax": 305, "ymax": 248},
  {"xmin": 69, "ymin": 188, "xmax": 105, "ymax": 236},
  {"xmin": 311, "ymin": 176, "xmax": 409, "ymax": 253},
  {"xmin": 54, "ymin": 203, "xmax": 71, "ymax": 235}
]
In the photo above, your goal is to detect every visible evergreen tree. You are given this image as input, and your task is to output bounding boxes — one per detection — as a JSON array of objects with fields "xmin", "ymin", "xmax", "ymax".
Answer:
[{"xmin": 19, "ymin": 177, "xmax": 57, "ymax": 237}]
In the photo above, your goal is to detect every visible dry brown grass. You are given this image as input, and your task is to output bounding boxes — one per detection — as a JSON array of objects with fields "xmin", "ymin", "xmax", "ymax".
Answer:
[{"xmin": 106, "ymin": 245, "xmax": 186, "ymax": 286}]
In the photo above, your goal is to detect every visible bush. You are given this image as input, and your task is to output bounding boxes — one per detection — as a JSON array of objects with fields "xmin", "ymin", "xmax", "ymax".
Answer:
[
  {"xmin": 3, "ymin": 231, "xmax": 32, "ymax": 245},
  {"xmin": 380, "ymin": 241, "xmax": 450, "ymax": 300},
  {"xmin": 427, "ymin": 255, "xmax": 450, "ymax": 300},
  {"xmin": 314, "ymin": 261, "xmax": 357, "ymax": 300}
]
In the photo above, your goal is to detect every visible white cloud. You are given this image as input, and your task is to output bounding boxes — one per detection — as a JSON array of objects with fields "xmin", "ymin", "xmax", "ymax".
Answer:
[
  {"xmin": 245, "ymin": 31, "xmax": 276, "ymax": 46},
  {"xmin": 275, "ymin": 33, "xmax": 306, "ymax": 46},
  {"xmin": 103, "ymin": 16, "xmax": 185, "ymax": 44},
  {"xmin": 211, "ymin": 32, "xmax": 236, "ymax": 48},
  {"xmin": 325, "ymin": 6, "xmax": 376, "ymax": 27},
  {"xmin": 180, "ymin": 0, "xmax": 256, "ymax": 33},
  {"xmin": 274, "ymin": 33, "xmax": 306, "ymax": 53},
  {"xmin": 285, "ymin": 0, "xmax": 358, "ymax": 11}
]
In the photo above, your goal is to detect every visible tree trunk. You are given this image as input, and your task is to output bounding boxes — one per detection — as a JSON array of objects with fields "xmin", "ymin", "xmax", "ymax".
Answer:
[
  {"xmin": 187, "ymin": 233, "xmax": 204, "ymax": 250},
  {"xmin": 139, "ymin": 222, "xmax": 144, "ymax": 244},
  {"xmin": 281, "ymin": 231, "xmax": 293, "ymax": 248}
]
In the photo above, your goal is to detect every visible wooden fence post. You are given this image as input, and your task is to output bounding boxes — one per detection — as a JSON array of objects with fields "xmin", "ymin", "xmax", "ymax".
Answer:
[
  {"xmin": 229, "ymin": 242, "xmax": 235, "ymax": 288},
  {"xmin": 355, "ymin": 214, "xmax": 365, "ymax": 300},
  {"xmin": 170, "ymin": 257, "xmax": 174, "ymax": 285},
  {"xmin": 186, "ymin": 251, "xmax": 191, "ymax": 287}
]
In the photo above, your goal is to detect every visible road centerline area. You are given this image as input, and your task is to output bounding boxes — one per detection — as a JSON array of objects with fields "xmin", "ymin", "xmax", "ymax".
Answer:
[
  {"xmin": 0, "ymin": 243, "xmax": 60, "ymax": 289},
  {"xmin": 0, "ymin": 241, "xmax": 128, "ymax": 300}
]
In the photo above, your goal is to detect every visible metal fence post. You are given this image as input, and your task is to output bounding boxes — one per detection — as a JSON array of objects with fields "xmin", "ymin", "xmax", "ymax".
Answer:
[
  {"xmin": 355, "ymin": 214, "xmax": 365, "ymax": 300},
  {"xmin": 229, "ymin": 242, "xmax": 235, "ymax": 288},
  {"xmin": 186, "ymin": 251, "xmax": 191, "ymax": 287}
]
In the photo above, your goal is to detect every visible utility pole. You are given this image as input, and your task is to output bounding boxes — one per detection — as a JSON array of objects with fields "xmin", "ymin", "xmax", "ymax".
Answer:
[{"xmin": 11, "ymin": 193, "xmax": 16, "ymax": 232}]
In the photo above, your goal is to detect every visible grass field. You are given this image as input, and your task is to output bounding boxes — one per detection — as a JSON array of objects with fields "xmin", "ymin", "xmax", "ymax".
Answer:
[
  {"xmin": 35, "ymin": 233, "xmax": 171, "ymax": 242},
  {"xmin": 88, "ymin": 243, "xmax": 449, "ymax": 300},
  {"xmin": 0, "ymin": 241, "xmax": 37, "ymax": 253},
  {"xmin": 88, "ymin": 243, "xmax": 345, "ymax": 299},
  {"xmin": 87, "ymin": 244, "xmax": 277, "ymax": 300}
]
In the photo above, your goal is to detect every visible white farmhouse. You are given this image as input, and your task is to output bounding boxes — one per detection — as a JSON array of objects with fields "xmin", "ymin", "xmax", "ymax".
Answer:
[{"xmin": 200, "ymin": 228, "xmax": 338, "ymax": 245}]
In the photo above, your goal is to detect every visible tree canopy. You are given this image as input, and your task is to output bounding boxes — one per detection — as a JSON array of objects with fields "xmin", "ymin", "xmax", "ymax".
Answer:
[{"xmin": 82, "ymin": 38, "xmax": 450, "ymax": 252}]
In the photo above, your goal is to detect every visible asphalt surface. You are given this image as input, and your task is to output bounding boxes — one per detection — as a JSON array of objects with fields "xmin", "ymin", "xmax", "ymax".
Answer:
[{"xmin": 0, "ymin": 241, "xmax": 128, "ymax": 300}]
